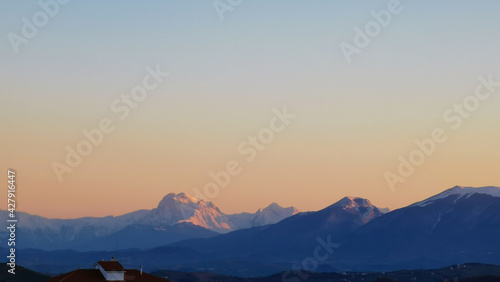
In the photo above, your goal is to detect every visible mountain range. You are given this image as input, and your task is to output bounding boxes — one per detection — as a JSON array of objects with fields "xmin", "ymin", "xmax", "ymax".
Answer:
[
  {"xmin": 333, "ymin": 186, "xmax": 500, "ymax": 271},
  {"xmin": 2, "ymin": 185, "xmax": 499, "ymax": 278},
  {"xmin": 0, "ymin": 192, "xmax": 298, "ymax": 251}
]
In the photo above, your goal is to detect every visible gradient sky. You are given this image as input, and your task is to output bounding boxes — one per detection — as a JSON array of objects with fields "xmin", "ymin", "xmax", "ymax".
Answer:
[{"xmin": 1, "ymin": 1, "xmax": 499, "ymax": 219}]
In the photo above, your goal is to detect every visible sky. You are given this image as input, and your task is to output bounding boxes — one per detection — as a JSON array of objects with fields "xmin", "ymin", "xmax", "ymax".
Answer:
[{"xmin": 1, "ymin": 1, "xmax": 499, "ymax": 219}]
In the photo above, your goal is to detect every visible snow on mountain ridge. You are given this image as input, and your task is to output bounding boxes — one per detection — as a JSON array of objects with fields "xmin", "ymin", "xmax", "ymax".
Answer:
[
  {"xmin": 412, "ymin": 186, "xmax": 500, "ymax": 207},
  {"xmin": 2, "ymin": 192, "xmax": 300, "ymax": 235}
]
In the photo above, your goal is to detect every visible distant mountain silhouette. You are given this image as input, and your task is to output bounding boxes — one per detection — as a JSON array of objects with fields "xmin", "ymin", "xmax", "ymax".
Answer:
[
  {"xmin": 333, "ymin": 186, "xmax": 500, "ymax": 271},
  {"xmin": 172, "ymin": 196, "xmax": 382, "ymax": 261},
  {"xmin": 0, "ymin": 192, "xmax": 297, "ymax": 251}
]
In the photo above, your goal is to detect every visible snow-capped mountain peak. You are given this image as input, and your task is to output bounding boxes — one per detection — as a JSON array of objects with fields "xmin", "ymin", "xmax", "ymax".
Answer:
[
  {"xmin": 333, "ymin": 196, "xmax": 371, "ymax": 209},
  {"xmin": 158, "ymin": 192, "xmax": 199, "ymax": 206},
  {"xmin": 330, "ymin": 196, "xmax": 381, "ymax": 223},
  {"xmin": 150, "ymin": 192, "xmax": 230, "ymax": 231},
  {"xmin": 412, "ymin": 186, "xmax": 500, "ymax": 207},
  {"xmin": 258, "ymin": 202, "xmax": 298, "ymax": 214},
  {"xmin": 151, "ymin": 193, "xmax": 299, "ymax": 232},
  {"xmin": 250, "ymin": 202, "xmax": 299, "ymax": 227}
]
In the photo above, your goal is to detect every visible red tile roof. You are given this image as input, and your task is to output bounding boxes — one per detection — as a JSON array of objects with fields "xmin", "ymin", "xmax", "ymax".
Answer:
[
  {"xmin": 46, "ymin": 268, "xmax": 170, "ymax": 282},
  {"xmin": 46, "ymin": 269, "xmax": 107, "ymax": 282},
  {"xmin": 96, "ymin": 260, "xmax": 125, "ymax": 271}
]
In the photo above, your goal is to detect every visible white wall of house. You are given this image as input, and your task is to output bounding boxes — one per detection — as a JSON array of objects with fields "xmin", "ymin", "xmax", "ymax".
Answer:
[
  {"xmin": 96, "ymin": 264, "xmax": 125, "ymax": 281},
  {"xmin": 104, "ymin": 271, "xmax": 125, "ymax": 281}
]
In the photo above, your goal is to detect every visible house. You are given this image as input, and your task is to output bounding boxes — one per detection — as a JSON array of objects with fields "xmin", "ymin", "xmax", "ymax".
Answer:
[{"xmin": 46, "ymin": 258, "xmax": 170, "ymax": 282}]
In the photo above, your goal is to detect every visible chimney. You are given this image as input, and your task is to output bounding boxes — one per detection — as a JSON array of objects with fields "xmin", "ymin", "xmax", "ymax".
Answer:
[
  {"xmin": 111, "ymin": 257, "xmax": 115, "ymax": 261},
  {"xmin": 140, "ymin": 265, "xmax": 143, "ymax": 275}
]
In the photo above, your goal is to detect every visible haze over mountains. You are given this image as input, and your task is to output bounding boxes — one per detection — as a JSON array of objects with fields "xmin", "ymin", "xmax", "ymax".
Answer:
[
  {"xmin": 2, "ymin": 185, "xmax": 500, "ymax": 277},
  {"xmin": 0, "ymin": 192, "xmax": 298, "ymax": 251}
]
